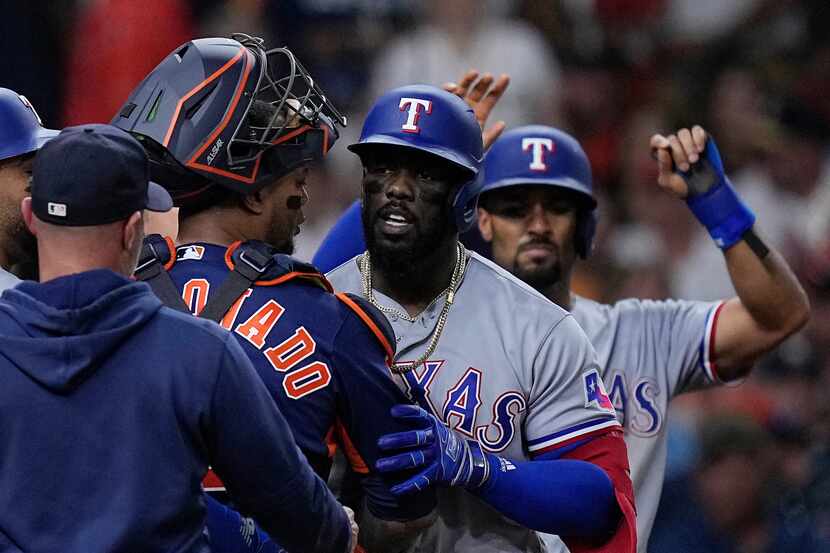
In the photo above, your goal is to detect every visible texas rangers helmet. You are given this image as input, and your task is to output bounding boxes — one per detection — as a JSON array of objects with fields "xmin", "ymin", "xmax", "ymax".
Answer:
[
  {"xmin": 111, "ymin": 33, "xmax": 346, "ymax": 203},
  {"xmin": 480, "ymin": 125, "xmax": 598, "ymax": 258},
  {"xmin": 348, "ymin": 85, "xmax": 484, "ymax": 232},
  {"xmin": 0, "ymin": 88, "xmax": 59, "ymax": 162}
]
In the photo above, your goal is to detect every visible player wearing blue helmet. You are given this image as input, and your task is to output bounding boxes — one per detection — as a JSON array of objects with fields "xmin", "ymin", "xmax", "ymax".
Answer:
[
  {"xmin": 326, "ymin": 84, "xmax": 636, "ymax": 553},
  {"xmin": 476, "ymin": 125, "xmax": 809, "ymax": 552},
  {"xmin": 0, "ymin": 88, "xmax": 59, "ymax": 285}
]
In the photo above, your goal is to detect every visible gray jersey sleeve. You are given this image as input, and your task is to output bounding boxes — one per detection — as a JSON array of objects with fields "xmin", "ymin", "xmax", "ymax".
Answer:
[
  {"xmin": 610, "ymin": 298, "xmax": 725, "ymax": 396},
  {"xmin": 524, "ymin": 315, "xmax": 620, "ymax": 457}
]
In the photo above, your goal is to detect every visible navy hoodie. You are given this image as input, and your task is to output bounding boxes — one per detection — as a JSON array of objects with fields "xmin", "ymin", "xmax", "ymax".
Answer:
[{"xmin": 0, "ymin": 270, "xmax": 348, "ymax": 553}]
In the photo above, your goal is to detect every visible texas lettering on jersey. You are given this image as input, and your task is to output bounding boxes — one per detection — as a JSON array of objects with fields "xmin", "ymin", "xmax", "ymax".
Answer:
[{"xmin": 398, "ymin": 360, "xmax": 528, "ymax": 453}]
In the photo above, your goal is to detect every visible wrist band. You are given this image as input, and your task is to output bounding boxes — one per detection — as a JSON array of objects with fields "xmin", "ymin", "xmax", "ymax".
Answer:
[
  {"xmin": 684, "ymin": 139, "xmax": 755, "ymax": 249},
  {"xmin": 466, "ymin": 440, "xmax": 490, "ymax": 489},
  {"xmin": 742, "ymin": 228, "xmax": 770, "ymax": 260}
]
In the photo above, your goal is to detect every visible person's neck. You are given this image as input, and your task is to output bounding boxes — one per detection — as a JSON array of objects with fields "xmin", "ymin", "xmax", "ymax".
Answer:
[
  {"xmin": 540, "ymin": 279, "xmax": 573, "ymax": 311},
  {"xmin": 372, "ymin": 237, "xmax": 458, "ymax": 318},
  {"xmin": 177, "ymin": 207, "xmax": 254, "ymax": 247},
  {"xmin": 38, "ymin": 251, "xmax": 125, "ymax": 283}
]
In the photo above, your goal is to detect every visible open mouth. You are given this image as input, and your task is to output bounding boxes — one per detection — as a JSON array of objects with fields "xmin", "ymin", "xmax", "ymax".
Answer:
[{"xmin": 377, "ymin": 205, "xmax": 414, "ymax": 235}]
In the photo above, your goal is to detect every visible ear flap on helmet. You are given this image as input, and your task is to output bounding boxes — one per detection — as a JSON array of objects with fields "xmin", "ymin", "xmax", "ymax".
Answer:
[{"xmin": 575, "ymin": 209, "xmax": 597, "ymax": 259}]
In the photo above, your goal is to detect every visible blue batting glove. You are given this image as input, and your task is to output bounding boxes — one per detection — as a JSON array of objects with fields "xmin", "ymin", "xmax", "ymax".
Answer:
[{"xmin": 375, "ymin": 404, "xmax": 490, "ymax": 495}]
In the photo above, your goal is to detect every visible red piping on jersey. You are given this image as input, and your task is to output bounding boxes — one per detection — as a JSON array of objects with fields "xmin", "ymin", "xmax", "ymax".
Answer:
[
  {"xmin": 708, "ymin": 302, "xmax": 726, "ymax": 382},
  {"xmin": 335, "ymin": 292, "xmax": 395, "ymax": 367},
  {"xmin": 336, "ymin": 419, "xmax": 369, "ymax": 474},
  {"xmin": 162, "ymin": 48, "xmax": 245, "ymax": 148}
]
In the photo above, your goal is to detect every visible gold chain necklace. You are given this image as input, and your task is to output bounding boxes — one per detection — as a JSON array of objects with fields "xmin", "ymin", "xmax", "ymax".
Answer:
[{"xmin": 360, "ymin": 242, "xmax": 466, "ymax": 374}]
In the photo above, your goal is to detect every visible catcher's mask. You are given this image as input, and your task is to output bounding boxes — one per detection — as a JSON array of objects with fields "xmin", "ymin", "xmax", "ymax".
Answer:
[{"xmin": 112, "ymin": 33, "xmax": 346, "ymax": 205}]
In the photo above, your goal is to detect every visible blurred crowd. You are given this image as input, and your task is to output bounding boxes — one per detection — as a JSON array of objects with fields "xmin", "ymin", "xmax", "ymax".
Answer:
[{"xmin": 3, "ymin": 1, "xmax": 829, "ymax": 551}]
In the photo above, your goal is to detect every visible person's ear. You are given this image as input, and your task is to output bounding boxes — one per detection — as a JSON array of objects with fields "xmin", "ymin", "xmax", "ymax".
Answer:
[
  {"xmin": 20, "ymin": 197, "xmax": 36, "ymax": 236},
  {"xmin": 122, "ymin": 211, "xmax": 143, "ymax": 252},
  {"xmin": 241, "ymin": 189, "xmax": 267, "ymax": 215},
  {"xmin": 478, "ymin": 207, "xmax": 493, "ymax": 242}
]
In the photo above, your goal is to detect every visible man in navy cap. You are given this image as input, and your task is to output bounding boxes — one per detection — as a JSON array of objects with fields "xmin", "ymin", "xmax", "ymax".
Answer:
[{"xmin": 0, "ymin": 123, "xmax": 358, "ymax": 553}]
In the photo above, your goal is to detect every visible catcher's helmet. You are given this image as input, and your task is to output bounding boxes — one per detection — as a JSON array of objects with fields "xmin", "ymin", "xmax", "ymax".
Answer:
[
  {"xmin": 111, "ymin": 34, "xmax": 346, "ymax": 203},
  {"xmin": 348, "ymin": 85, "xmax": 483, "ymax": 232},
  {"xmin": 0, "ymin": 88, "xmax": 59, "ymax": 162},
  {"xmin": 480, "ymin": 125, "xmax": 598, "ymax": 258}
]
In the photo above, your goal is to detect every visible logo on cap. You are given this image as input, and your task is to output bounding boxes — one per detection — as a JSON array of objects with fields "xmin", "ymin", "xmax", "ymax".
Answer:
[
  {"xmin": 47, "ymin": 202, "xmax": 67, "ymax": 217},
  {"xmin": 522, "ymin": 138, "xmax": 555, "ymax": 172},
  {"xmin": 399, "ymin": 98, "xmax": 432, "ymax": 134}
]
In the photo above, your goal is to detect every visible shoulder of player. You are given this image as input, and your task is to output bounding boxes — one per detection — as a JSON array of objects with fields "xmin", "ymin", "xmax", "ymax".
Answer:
[
  {"xmin": 153, "ymin": 305, "xmax": 238, "ymax": 355},
  {"xmin": 465, "ymin": 252, "xmax": 570, "ymax": 321},
  {"xmin": 324, "ymin": 255, "xmax": 362, "ymax": 291}
]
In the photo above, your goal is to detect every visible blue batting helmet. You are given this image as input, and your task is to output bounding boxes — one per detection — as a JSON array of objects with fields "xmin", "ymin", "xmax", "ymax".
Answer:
[
  {"xmin": 348, "ymin": 85, "xmax": 484, "ymax": 232},
  {"xmin": 480, "ymin": 125, "xmax": 598, "ymax": 258},
  {"xmin": 0, "ymin": 88, "xmax": 59, "ymax": 162}
]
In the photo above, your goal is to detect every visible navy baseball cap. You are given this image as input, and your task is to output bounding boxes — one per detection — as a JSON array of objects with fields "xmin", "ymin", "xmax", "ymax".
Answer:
[{"xmin": 31, "ymin": 123, "xmax": 173, "ymax": 226}]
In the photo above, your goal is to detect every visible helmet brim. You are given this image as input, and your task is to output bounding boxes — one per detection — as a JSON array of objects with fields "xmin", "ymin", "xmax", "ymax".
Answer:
[
  {"xmin": 348, "ymin": 135, "xmax": 478, "ymax": 177},
  {"xmin": 481, "ymin": 176, "xmax": 597, "ymax": 209}
]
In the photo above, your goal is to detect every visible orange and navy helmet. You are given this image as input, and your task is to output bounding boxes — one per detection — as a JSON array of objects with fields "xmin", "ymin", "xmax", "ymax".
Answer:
[{"xmin": 111, "ymin": 34, "xmax": 346, "ymax": 204}]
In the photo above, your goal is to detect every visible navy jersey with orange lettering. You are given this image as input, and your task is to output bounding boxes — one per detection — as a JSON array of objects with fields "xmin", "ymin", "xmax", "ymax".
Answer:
[{"xmin": 165, "ymin": 240, "xmax": 434, "ymax": 520}]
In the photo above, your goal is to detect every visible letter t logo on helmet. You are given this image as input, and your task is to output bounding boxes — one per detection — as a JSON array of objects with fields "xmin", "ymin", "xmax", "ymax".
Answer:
[
  {"xmin": 399, "ymin": 98, "xmax": 433, "ymax": 133},
  {"xmin": 522, "ymin": 137, "xmax": 555, "ymax": 171}
]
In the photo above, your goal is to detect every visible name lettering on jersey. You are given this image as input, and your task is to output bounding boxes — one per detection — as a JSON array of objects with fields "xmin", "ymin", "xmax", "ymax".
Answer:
[
  {"xmin": 522, "ymin": 137, "xmax": 555, "ymax": 171},
  {"xmin": 183, "ymin": 284, "xmax": 332, "ymax": 400},
  {"xmin": 630, "ymin": 378, "xmax": 661, "ymax": 437},
  {"xmin": 220, "ymin": 289, "xmax": 253, "ymax": 330},
  {"xmin": 182, "ymin": 278, "xmax": 210, "ymax": 315},
  {"xmin": 399, "ymin": 97, "xmax": 432, "ymax": 134},
  {"xmin": 443, "ymin": 368, "xmax": 483, "ymax": 437},
  {"xmin": 476, "ymin": 391, "xmax": 526, "ymax": 453},
  {"xmin": 177, "ymin": 245, "xmax": 205, "ymax": 261},
  {"xmin": 235, "ymin": 299, "xmax": 285, "ymax": 349},
  {"xmin": 583, "ymin": 368, "xmax": 614, "ymax": 413}
]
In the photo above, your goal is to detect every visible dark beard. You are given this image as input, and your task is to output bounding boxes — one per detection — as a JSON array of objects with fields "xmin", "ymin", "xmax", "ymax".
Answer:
[
  {"xmin": 513, "ymin": 259, "xmax": 561, "ymax": 293},
  {"xmin": 7, "ymin": 219, "xmax": 36, "ymax": 268},
  {"xmin": 362, "ymin": 204, "xmax": 455, "ymax": 287}
]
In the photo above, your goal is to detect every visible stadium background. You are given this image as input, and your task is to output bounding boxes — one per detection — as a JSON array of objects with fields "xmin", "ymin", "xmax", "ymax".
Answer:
[{"xmin": 2, "ymin": 1, "xmax": 829, "ymax": 550}]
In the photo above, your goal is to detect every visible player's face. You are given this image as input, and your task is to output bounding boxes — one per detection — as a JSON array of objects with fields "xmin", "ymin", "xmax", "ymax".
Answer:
[
  {"xmin": 360, "ymin": 147, "xmax": 463, "ymax": 267},
  {"xmin": 478, "ymin": 186, "xmax": 579, "ymax": 290},
  {"xmin": 262, "ymin": 166, "xmax": 310, "ymax": 254},
  {"xmin": 0, "ymin": 154, "xmax": 37, "ymax": 264}
]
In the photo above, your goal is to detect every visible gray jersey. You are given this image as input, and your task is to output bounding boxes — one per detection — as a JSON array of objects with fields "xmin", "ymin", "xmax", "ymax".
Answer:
[
  {"xmin": 0, "ymin": 268, "xmax": 19, "ymax": 292},
  {"xmin": 542, "ymin": 295, "xmax": 724, "ymax": 553},
  {"xmin": 328, "ymin": 252, "xmax": 620, "ymax": 553}
]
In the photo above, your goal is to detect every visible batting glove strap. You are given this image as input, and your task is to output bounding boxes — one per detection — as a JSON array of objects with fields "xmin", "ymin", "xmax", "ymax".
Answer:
[
  {"xmin": 466, "ymin": 440, "xmax": 490, "ymax": 489},
  {"xmin": 684, "ymin": 139, "xmax": 756, "ymax": 250}
]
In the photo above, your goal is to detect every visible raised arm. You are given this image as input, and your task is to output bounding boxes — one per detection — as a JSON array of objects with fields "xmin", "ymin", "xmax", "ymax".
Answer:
[{"xmin": 651, "ymin": 126, "xmax": 809, "ymax": 381}]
